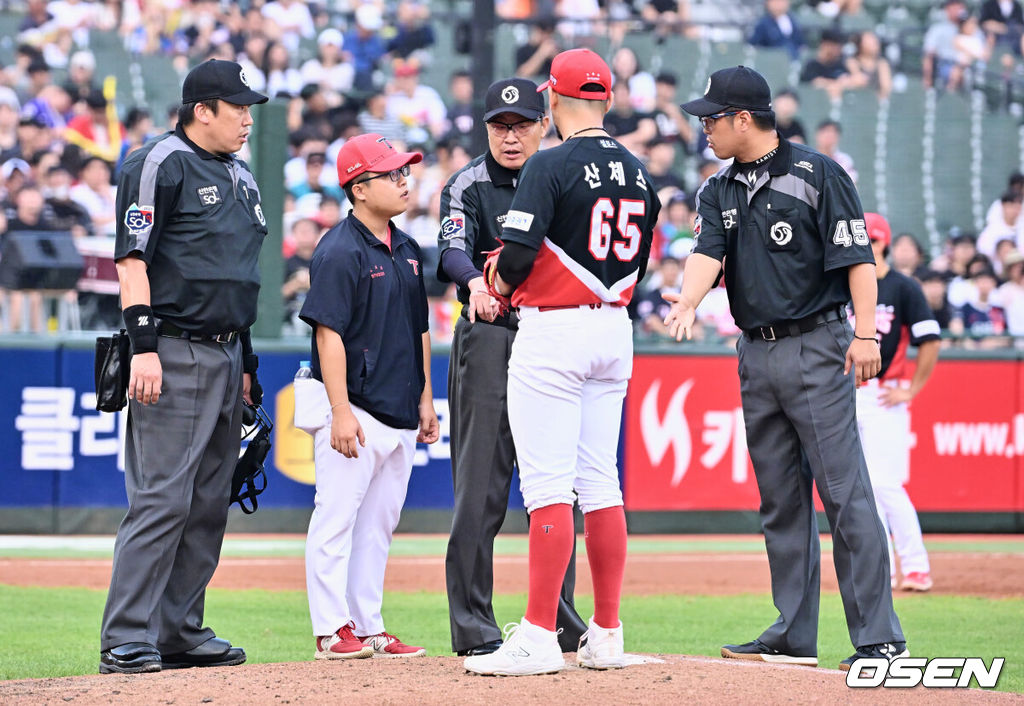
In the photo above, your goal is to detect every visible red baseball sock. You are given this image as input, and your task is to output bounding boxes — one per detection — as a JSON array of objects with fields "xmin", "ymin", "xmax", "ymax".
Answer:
[
  {"xmin": 584, "ymin": 505, "xmax": 627, "ymax": 628},
  {"xmin": 524, "ymin": 503, "xmax": 574, "ymax": 632}
]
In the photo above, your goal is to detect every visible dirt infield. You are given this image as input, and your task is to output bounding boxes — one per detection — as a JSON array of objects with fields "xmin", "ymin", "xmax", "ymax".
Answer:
[{"xmin": 2, "ymin": 535, "xmax": 1021, "ymax": 704}]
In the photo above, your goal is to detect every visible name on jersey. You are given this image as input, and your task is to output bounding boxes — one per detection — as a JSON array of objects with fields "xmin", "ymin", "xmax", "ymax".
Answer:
[
  {"xmin": 197, "ymin": 184, "xmax": 222, "ymax": 206},
  {"xmin": 124, "ymin": 202, "xmax": 154, "ymax": 237},
  {"xmin": 504, "ymin": 209, "xmax": 534, "ymax": 231},
  {"xmin": 440, "ymin": 215, "xmax": 464, "ymax": 240},
  {"xmin": 583, "ymin": 161, "xmax": 648, "ymax": 191}
]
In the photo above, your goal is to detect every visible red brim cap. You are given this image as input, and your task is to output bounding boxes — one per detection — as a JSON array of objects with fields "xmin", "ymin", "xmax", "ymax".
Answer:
[
  {"xmin": 337, "ymin": 132, "xmax": 423, "ymax": 186},
  {"xmin": 537, "ymin": 48, "xmax": 611, "ymax": 100}
]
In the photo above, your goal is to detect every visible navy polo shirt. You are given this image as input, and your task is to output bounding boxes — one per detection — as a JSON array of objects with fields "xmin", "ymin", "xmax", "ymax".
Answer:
[{"xmin": 299, "ymin": 212, "xmax": 429, "ymax": 430}]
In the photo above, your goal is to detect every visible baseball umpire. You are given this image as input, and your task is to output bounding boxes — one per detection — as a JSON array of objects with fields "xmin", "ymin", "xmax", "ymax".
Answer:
[
  {"xmin": 464, "ymin": 48, "xmax": 659, "ymax": 676},
  {"xmin": 439, "ymin": 77, "xmax": 587, "ymax": 657},
  {"xmin": 100, "ymin": 59, "xmax": 268, "ymax": 674},
  {"xmin": 857, "ymin": 213, "xmax": 941, "ymax": 592},
  {"xmin": 664, "ymin": 65, "xmax": 906, "ymax": 671}
]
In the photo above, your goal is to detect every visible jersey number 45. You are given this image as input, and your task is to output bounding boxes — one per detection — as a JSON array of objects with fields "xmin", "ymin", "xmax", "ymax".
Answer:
[{"xmin": 589, "ymin": 198, "xmax": 647, "ymax": 262}]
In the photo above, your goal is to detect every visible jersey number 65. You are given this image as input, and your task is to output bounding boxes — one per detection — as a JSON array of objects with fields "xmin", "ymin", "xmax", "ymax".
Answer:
[{"xmin": 589, "ymin": 198, "xmax": 647, "ymax": 262}]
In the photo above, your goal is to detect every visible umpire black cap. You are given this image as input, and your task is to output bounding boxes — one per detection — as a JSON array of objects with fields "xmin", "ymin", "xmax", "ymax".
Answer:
[
  {"xmin": 483, "ymin": 78, "xmax": 545, "ymax": 122},
  {"xmin": 182, "ymin": 59, "xmax": 269, "ymax": 106},
  {"xmin": 681, "ymin": 65, "xmax": 771, "ymax": 117}
]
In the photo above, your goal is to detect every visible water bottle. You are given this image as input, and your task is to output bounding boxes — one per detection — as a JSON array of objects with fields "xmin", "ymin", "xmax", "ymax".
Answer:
[
  {"xmin": 293, "ymin": 360, "xmax": 319, "ymax": 432},
  {"xmin": 295, "ymin": 360, "xmax": 312, "ymax": 380}
]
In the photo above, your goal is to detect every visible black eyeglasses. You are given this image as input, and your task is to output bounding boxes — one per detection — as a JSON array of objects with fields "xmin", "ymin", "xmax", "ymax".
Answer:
[
  {"xmin": 486, "ymin": 118, "xmax": 541, "ymax": 137},
  {"xmin": 355, "ymin": 164, "xmax": 411, "ymax": 185},
  {"xmin": 700, "ymin": 110, "xmax": 741, "ymax": 130}
]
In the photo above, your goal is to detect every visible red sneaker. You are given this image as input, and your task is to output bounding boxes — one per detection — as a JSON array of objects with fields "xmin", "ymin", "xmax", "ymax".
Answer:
[
  {"xmin": 358, "ymin": 631, "xmax": 426, "ymax": 658},
  {"xmin": 315, "ymin": 622, "xmax": 374, "ymax": 660},
  {"xmin": 902, "ymin": 572, "xmax": 933, "ymax": 592}
]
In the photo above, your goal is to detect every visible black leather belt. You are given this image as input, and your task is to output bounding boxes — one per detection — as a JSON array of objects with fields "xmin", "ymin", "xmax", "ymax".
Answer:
[
  {"xmin": 744, "ymin": 305, "xmax": 846, "ymax": 342},
  {"xmin": 158, "ymin": 320, "xmax": 239, "ymax": 344},
  {"xmin": 460, "ymin": 308, "xmax": 518, "ymax": 330}
]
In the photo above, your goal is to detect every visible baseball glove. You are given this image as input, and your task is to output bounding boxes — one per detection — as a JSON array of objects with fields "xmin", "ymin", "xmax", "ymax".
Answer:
[{"xmin": 482, "ymin": 244, "xmax": 512, "ymax": 317}]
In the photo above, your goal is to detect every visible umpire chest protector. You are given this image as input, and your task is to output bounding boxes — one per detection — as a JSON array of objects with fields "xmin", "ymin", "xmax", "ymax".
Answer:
[{"xmin": 692, "ymin": 139, "xmax": 874, "ymax": 330}]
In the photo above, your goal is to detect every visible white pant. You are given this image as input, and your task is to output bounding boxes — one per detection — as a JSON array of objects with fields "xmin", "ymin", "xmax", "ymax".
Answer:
[
  {"xmin": 856, "ymin": 381, "xmax": 930, "ymax": 575},
  {"xmin": 305, "ymin": 404, "xmax": 416, "ymax": 636},
  {"xmin": 508, "ymin": 305, "xmax": 633, "ymax": 514}
]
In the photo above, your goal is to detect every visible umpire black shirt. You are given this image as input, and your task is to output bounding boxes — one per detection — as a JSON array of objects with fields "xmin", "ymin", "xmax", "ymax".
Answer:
[
  {"xmin": 300, "ymin": 212, "xmax": 429, "ymax": 431},
  {"xmin": 114, "ymin": 125, "xmax": 267, "ymax": 333},
  {"xmin": 692, "ymin": 138, "xmax": 873, "ymax": 330}
]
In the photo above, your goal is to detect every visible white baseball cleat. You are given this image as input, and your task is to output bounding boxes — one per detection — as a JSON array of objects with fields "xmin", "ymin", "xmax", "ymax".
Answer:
[
  {"xmin": 464, "ymin": 618, "xmax": 564, "ymax": 676},
  {"xmin": 576, "ymin": 617, "xmax": 628, "ymax": 670}
]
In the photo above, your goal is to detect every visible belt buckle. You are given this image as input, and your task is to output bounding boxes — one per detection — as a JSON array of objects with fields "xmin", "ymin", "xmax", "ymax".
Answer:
[
  {"xmin": 213, "ymin": 332, "xmax": 234, "ymax": 344},
  {"xmin": 761, "ymin": 325, "xmax": 776, "ymax": 341}
]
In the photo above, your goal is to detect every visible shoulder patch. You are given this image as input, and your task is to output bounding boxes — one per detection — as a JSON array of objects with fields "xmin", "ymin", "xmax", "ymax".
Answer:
[
  {"xmin": 124, "ymin": 202, "xmax": 154, "ymax": 236},
  {"xmin": 794, "ymin": 160, "xmax": 814, "ymax": 173},
  {"xmin": 440, "ymin": 215, "xmax": 464, "ymax": 240}
]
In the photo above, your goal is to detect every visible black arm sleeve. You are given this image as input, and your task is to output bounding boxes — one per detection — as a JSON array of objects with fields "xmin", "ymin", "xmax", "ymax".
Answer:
[
  {"xmin": 440, "ymin": 247, "xmax": 482, "ymax": 290},
  {"xmin": 495, "ymin": 240, "xmax": 538, "ymax": 289}
]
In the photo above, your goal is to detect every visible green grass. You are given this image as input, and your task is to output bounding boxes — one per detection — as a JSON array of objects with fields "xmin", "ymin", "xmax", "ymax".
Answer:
[{"xmin": 1, "ymin": 585, "xmax": 1021, "ymax": 693}]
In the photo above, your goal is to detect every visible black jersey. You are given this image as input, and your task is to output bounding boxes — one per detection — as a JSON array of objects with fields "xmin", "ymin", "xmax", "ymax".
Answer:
[
  {"xmin": 692, "ymin": 139, "xmax": 872, "ymax": 330},
  {"xmin": 499, "ymin": 135, "xmax": 660, "ymax": 307},
  {"xmin": 858, "ymin": 269, "xmax": 941, "ymax": 382}
]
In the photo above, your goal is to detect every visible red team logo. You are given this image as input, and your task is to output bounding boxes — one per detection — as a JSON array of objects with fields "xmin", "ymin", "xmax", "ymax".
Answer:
[{"xmin": 407, "ymin": 259, "xmax": 420, "ymax": 275}]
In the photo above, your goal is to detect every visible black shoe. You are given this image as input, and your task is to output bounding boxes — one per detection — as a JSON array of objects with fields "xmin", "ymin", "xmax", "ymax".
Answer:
[
  {"xmin": 162, "ymin": 637, "xmax": 246, "ymax": 669},
  {"xmin": 556, "ymin": 614, "xmax": 588, "ymax": 653},
  {"xmin": 100, "ymin": 642, "xmax": 162, "ymax": 674},
  {"xmin": 839, "ymin": 642, "xmax": 908, "ymax": 672},
  {"xmin": 455, "ymin": 639, "xmax": 502, "ymax": 656},
  {"xmin": 721, "ymin": 639, "xmax": 818, "ymax": 667}
]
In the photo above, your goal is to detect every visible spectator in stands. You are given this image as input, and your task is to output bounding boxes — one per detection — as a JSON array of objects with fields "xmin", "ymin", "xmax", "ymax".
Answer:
[
  {"xmin": 804, "ymin": 0, "xmax": 862, "ymax": 20},
  {"xmin": 800, "ymin": 29, "xmax": 854, "ymax": 100},
  {"xmin": 918, "ymin": 269, "xmax": 955, "ymax": 334},
  {"xmin": 640, "ymin": 0, "xmax": 698, "ymax": 41},
  {"xmin": 22, "ymin": 83, "xmax": 70, "ymax": 134},
  {"xmin": 611, "ymin": 46, "xmax": 657, "ymax": 113},
  {"xmin": 892, "ymin": 233, "xmax": 926, "ymax": 278},
  {"xmin": 814, "ymin": 120, "xmax": 858, "ymax": 184},
  {"xmin": 978, "ymin": 190, "xmax": 1023, "ymax": 259},
  {"xmin": 179, "ymin": 0, "xmax": 229, "ymax": 59},
  {"xmin": 749, "ymin": 0, "xmax": 805, "ymax": 60},
  {"xmin": 48, "ymin": 0, "xmax": 99, "ymax": 49},
  {"xmin": 773, "ymin": 89, "xmax": 806, "ymax": 143},
  {"xmin": 119, "ymin": 107, "xmax": 156, "ymax": 168},
  {"xmin": 3, "ymin": 184, "xmax": 66, "ymax": 333},
  {"xmin": 637, "ymin": 256, "xmax": 683, "ymax": 337},
  {"xmin": 515, "ymin": 17, "xmax": 560, "ymax": 80},
  {"xmin": 358, "ymin": 90, "xmax": 407, "ymax": 142},
  {"xmin": 387, "ymin": 1, "xmax": 436, "ymax": 60},
  {"xmin": 646, "ymin": 138, "xmax": 686, "ymax": 193},
  {"xmin": 24, "ymin": 58, "xmax": 53, "ymax": 101},
  {"xmin": 386, "ymin": 59, "xmax": 447, "ymax": 141},
  {"xmin": 998, "ymin": 249, "xmax": 1024, "ymax": 335},
  {"xmin": 301, "ymin": 29, "xmax": 355, "ymax": 97},
  {"xmin": 263, "ymin": 41, "xmax": 304, "ymax": 99},
  {"xmin": 289, "ymin": 152, "xmax": 345, "ymax": 203},
  {"xmin": 346, "ymin": 3, "xmax": 387, "ymax": 92},
  {"xmin": 934, "ymin": 231, "xmax": 979, "ymax": 306},
  {"xmin": 979, "ymin": 0, "xmax": 1024, "ymax": 54},
  {"xmin": 444, "ymin": 70, "xmax": 475, "ymax": 145},
  {"xmin": 261, "ymin": 0, "xmax": 315, "ymax": 54},
  {"xmin": 697, "ymin": 157, "xmax": 722, "ymax": 186},
  {"xmin": 20, "ymin": 0, "xmax": 54, "ymax": 34},
  {"xmin": 994, "ymin": 238, "xmax": 1018, "ymax": 278},
  {"xmin": 949, "ymin": 12, "xmax": 990, "ymax": 92},
  {"xmin": 658, "ymin": 189, "xmax": 696, "ymax": 259},
  {"xmin": 953, "ymin": 266, "xmax": 1008, "ymax": 343},
  {"xmin": 43, "ymin": 164, "xmax": 92, "ymax": 238},
  {"xmin": 0, "ymin": 89, "xmax": 21, "ymax": 163},
  {"xmin": 604, "ymin": 81, "xmax": 657, "ymax": 153},
  {"xmin": 317, "ymin": 194, "xmax": 343, "ymax": 230},
  {"xmin": 847, "ymin": 31, "xmax": 893, "ymax": 99},
  {"xmin": 1, "ymin": 158, "xmax": 32, "ymax": 212},
  {"xmin": 64, "ymin": 90, "xmax": 124, "ymax": 164},
  {"xmin": 652, "ymin": 72, "xmax": 695, "ymax": 149},
  {"xmin": 924, "ymin": 0, "xmax": 969, "ymax": 90},
  {"xmin": 70, "ymin": 156, "xmax": 116, "ymax": 237},
  {"xmin": 17, "ymin": 115, "xmax": 55, "ymax": 164},
  {"xmin": 63, "ymin": 50, "xmax": 97, "ymax": 105},
  {"xmin": 282, "ymin": 217, "xmax": 321, "ymax": 334}
]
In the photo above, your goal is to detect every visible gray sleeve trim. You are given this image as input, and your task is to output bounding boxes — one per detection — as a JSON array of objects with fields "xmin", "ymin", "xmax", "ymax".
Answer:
[
  {"xmin": 445, "ymin": 161, "xmax": 490, "ymax": 253},
  {"xmin": 135, "ymin": 136, "xmax": 189, "ymax": 253},
  {"xmin": 771, "ymin": 173, "xmax": 820, "ymax": 211}
]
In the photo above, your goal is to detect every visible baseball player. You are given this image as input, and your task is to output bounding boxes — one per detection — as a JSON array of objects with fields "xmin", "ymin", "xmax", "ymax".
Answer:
[
  {"xmin": 439, "ymin": 77, "xmax": 587, "ymax": 658},
  {"xmin": 299, "ymin": 133, "xmax": 440, "ymax": 660},
  {"xmin": 100, "ymin": 60, "xmax": 267, "ymax": 674},
  {"xmin": 664, "ymin": 66, "xmax": 906, "ymax": 671},
  {"xmin": 464, "ymin": 48, "xmax": 660, "ymax": 676},
  {"xmin": 857, "ymin": 213, "xmax": 941, "ymax": 592}
]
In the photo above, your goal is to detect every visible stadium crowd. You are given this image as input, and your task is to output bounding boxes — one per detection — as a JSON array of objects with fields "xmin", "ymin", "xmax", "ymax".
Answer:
[{"xmin": 0, "ymin": 0, "xmax": 1021, "ymax": 348}]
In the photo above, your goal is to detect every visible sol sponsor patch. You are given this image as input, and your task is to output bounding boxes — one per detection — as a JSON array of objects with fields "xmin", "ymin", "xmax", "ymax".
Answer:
[
  {"xmin": 124, "ymin": 202, "xmax": 154, "ymax": 237},
  {"xmin": 197, "ymin": 184, "xmax": 222, "ymax": 206},
  {"xmin": 503, "ymin": 209, "xmax": 534, "ymax": 232},
  {"xmin": 440, "ymin": 216, "xmax": 464, "ymax": 240}
]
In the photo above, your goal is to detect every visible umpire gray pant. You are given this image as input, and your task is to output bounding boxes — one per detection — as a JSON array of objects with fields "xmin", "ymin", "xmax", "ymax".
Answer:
[
  {"xmin": 100, "ymin": 335, "xmax": 243, "ymax": 654},
  {"xmin": 736, "ymin": 319, "xmax": 904, "ymax": 655},
  {"xmin": 445, "ymin": 316, "xmax": 586, "ymax": 653}
]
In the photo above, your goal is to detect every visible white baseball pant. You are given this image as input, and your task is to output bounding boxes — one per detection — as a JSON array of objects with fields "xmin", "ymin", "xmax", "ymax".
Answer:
[
  {"xmin": 305, "ymin": 403, "xmax": 416, "ymax": 637},
  {"xmin": 507, "ymin": 304, "xmax": 633, "ymax": 515},
  {"xmin": 856, "ymin": 380, "xmax": 931, "ymax": 576}
]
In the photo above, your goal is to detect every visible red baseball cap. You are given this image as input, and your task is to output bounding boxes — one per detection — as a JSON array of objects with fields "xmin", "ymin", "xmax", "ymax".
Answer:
[
  {"xmin": 863, "ymin": 212, "xmax": 891, "ymax": 246},
  {"xmin": 336, "ymin": 133, "xmax": 422, "ymax": 187},
  {"xmin": 537, "ymin": 48, "xmax": 611, "ymax": 100}
]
